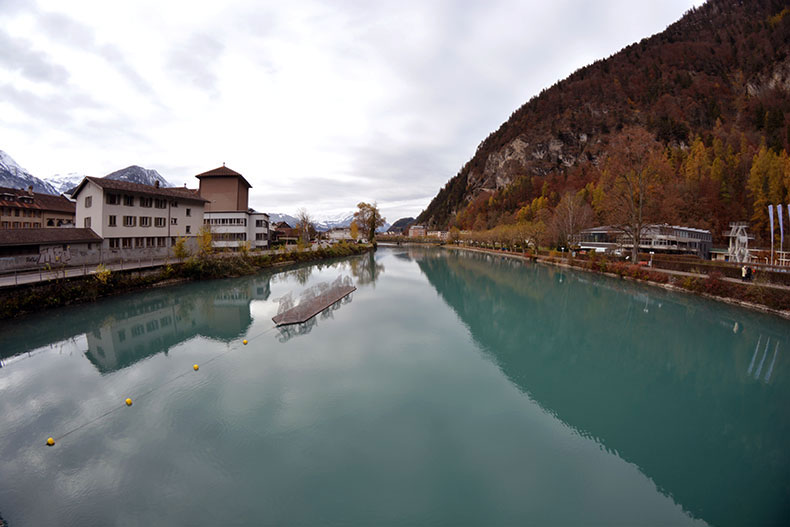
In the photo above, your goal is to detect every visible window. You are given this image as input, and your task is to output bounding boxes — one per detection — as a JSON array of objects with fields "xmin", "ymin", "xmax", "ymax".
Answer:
[
  {"xmin": 23, "ymin": 222, "xmax": 30, "ymax": 228},
  {"xmin": 171, "ymin": 218, "xmax": 177, "ymax": 225},
  {"xmin": 157, "ymin": 237, "xmax": 166, "ymax": 247},
  {"xmin": 256, "ymin": 233, "xmax": 266, "ymax": 240},
  {"xmin": 256, "ymin": 220, "xmax": 268, "ymax": 228},
  {"xmin": 186, "ymin": 208, "xmax": 191, "ymax": 217},
  {"xmin": 106, "ymin": 194, "xmax": 120, "ymax": 205},
  {"xmin": 109, "ymin": 238, "xmax": 120, "ymax": 249},
  {"xmin": 170, "ymin": 201, "xmax": 178, "ymax": 207},
  {"xmin": 123, "ymin": 195, "xmax": 134, "ymax": 206},
  {"xmin": 12, "ymin": 221, "xmax": 19, "ymax": 228},
  {"xmin": 84, "ymin": 217, "xmax": 91, "ymax": 228},
  {"xmin": 108, "ymin": 215, "xmax": 117, "ymax": 227},
  {"xmin": 154, "ymin": 199, "xmax": 167, "ymax": 209},
  {"xmin": 118, "ymin": 329, "xmax": 126, "ymax": 342},
  {"xmin": 122, "ymin": 238, "xmax": 132, "ymax": 248},
  {"xmin": 154, "ymin": 217, "xmax": 165, "ymax": 227},
  {"xmin": 146, "ymin": 237, "xmax": 155, "ymax": 247},
  {"xmin": 1, "ymin": 221, "xmax": 8, "ymax": 229},
  {"xmin": 140, "ymin": 216, "xmax": 151, "ymax": 227},
  {"xmin": 131, "ymin": 324, "xmax": 144, "ymax": 337},
  {"xmin": 123, "ymin": 216, "xmax": 136, "ymax": 227},
  {"xmin": 47, "ymin": 219, "xmax": 54, "ymax": 226},
  {"xmin": 140, "ymin": 197, "xmax": 153, "ymax": 208},
  {"xmin": 84, "ymin": 196, "xmax": 92, "ymax": 208},
  {"xmin": 186, "ymin": 225, "xmax": 191, "ymax": 234},
  {"xmin": 134, "ymin": 237, "xmax": 143, "ymax": 248},
  {"xmin": 33, "ymin": 222, "xmax": 40, "ymax": 228},
  {"xmin": 14, "ymin": 209, "xmax": 19, "ymax": 216}
]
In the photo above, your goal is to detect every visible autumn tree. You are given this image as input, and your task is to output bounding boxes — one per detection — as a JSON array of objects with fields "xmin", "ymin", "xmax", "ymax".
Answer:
[
  {"xmin": 349, "ymin": 220, "xmax": 359, "ymax": 241},
  {"xmin": 600, "ymin": 126, "xmax": 669, "ymax": 261},
  {"xmin": 354, "ymin": 202, "xmax": 386, "ymax": 242}
]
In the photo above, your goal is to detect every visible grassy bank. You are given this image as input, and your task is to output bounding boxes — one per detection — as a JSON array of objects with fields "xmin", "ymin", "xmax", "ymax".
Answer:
[
  {"xmin": 0, "ymin": 243, "xmax": 373, "ymax": 320},
  {"xmin": 448, "ymin": 245, "xmax": 790, "ymax": 317}
]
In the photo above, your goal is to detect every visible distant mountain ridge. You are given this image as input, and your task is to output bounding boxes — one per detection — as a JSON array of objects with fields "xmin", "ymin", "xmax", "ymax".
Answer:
[
  {"xmin": 0, "ymin": 150, "xmax": 57, "ymax": 194},
  {"xmin": 268, "ymin": 212, "xmax": 390, "ymax": 232}
]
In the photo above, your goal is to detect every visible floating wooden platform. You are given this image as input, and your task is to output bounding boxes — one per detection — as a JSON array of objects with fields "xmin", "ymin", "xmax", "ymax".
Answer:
[{"xmin": 272, "ymin": 285, "xmax": 356, "ymax": 326}]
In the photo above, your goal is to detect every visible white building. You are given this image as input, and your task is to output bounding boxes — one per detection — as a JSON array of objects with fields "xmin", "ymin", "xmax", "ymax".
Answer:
[
  {"xmin": 196, "ymin": 165, "xmax": 269, "ymax": 250},
  {"xmin": 72, "ymin": 177, "xmax": 207, "ymax": 261}
]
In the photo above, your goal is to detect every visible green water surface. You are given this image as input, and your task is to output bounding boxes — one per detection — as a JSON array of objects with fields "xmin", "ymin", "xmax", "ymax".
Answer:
[{"xmin": 0, "ymin": 247, "xmax": 787, "ymax": 526}]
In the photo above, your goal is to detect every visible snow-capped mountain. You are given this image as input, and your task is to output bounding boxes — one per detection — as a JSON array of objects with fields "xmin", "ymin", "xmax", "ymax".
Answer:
[
  {"xmin": 104, "ymin": 166, "xmax": 171, "ymax": 188},
  {"xmin": 44, "ymin": 172, "xmax": 87, "ymax": 195},
  {"xmin": 268, "ymin": 211, "xmax": 390, "ymax": 232},
  {"xmin": 0, "ymin": 150, "xmax": 58, "ymax": 194}
]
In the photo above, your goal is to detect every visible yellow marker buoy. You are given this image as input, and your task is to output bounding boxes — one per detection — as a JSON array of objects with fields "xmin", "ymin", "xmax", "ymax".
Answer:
[
  {"xmin": 46, "ymin": 437, "xmax": 55, "ymax": 446},
  {"xmin": 243, "ymin": 339, "xmax": 248, "ymax": 345},
  {"xmin": 125, "ymin": 398, "xmax": 133, "ymax": 406},
  {"xmin": 193, "ymin": 364, "xmax": 199, "ymax": 371}
]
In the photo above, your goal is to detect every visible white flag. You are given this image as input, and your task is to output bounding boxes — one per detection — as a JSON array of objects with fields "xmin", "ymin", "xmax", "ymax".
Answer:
[
  {"xmin": 768, "ymin": 204, "xmax": 774, "ymax": 261},
  {"xmin": 779, "ymin": 205, "xmax": 785, "ymax": 253}
]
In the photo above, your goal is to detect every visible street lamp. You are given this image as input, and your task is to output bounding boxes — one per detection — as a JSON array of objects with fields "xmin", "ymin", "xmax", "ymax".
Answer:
[{"xmin": 649, "ymin": 251, "xmax": 655, "ymax": 267}]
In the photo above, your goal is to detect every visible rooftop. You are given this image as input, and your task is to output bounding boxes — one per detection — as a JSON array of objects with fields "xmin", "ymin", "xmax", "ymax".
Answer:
[
  {"xmin": 0, "ymin": 186, "xmax": 76, "ymax": 214},
  {"xmin": 194, "ymin": 165, "xmax": 252, "ymax": 188},
  {"xmin": 0, "ymin": 228, "xmax": 102, "ymax": 246},
  {"xmin": 74, "ymin": 177, "xmax": 208, "ymax": 203}
]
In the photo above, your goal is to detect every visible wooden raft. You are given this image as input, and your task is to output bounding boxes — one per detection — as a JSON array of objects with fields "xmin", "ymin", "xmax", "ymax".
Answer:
[{"xmin": 272, "ymin": 285, "xmax": 356, "ymax": 326}]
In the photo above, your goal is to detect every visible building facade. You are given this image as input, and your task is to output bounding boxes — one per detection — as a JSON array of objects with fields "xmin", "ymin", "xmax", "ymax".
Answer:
[
  {"xmin": 0, "ymin": 228, "xmax": 102, "ymax": 272},
  {"xmin": 196, "ymin": 165, "xmax": 269, "ymax": 250},
  {"xmin": 0, "ymin": 186, "xmax": 75, "ymax": 229},
  {"xmin": 72, "ymin": 177, "xmax": 206, "ymax": 261},
  {"xmin": 574, "ymin": 224, "xmax": 713, "ymax": 259}
]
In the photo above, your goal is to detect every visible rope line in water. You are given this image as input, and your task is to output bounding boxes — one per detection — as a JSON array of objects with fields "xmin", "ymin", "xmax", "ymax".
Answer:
[{"xmin": 47, "ymin": 322, "xmax": 280, "ymax": 447}]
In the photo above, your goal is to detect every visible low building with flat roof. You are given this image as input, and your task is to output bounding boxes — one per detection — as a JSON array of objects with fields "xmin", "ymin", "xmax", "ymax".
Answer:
[
  {"xmin": 575, "ymin": 224, "xmax": 712, "ymax": 259},
  {"xmin": 0, "ymin": 228, "xmax": 102, "ymax": 272}
]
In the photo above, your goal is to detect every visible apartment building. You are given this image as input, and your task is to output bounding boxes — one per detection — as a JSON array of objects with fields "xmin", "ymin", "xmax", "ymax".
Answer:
[
  {"xmin": 72, "ymin": 177, "xmax": 207, "ymax": 260},
  {"xmin": 196, "ymin": 165, "xmax": 269, "ymax": 250},
  {"xmin": 0, "ymin": 186, "xmax": 75, "ymax": 229}
]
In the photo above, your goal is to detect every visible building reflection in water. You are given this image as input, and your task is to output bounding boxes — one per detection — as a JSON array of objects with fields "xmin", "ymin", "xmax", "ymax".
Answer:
[{"xmin": 84, "ymin": 275, "xmax": 272, "ymax": 374}]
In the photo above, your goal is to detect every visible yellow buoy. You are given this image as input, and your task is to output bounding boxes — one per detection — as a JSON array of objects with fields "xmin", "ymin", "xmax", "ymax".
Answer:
[
  {"xmin": 125, "ymin": 398, "xmax": 133, "ymax": 406},
  {"xmin": 46, "ymin": 437, "xmax": 55, "ymax": 446},
  {"xmin": 243, "ymin": 339, "xmax": 248, "ymax": 345},
  {"xmin": 193, "ymin": 364, "xmax": 199, "ymax": 371}
]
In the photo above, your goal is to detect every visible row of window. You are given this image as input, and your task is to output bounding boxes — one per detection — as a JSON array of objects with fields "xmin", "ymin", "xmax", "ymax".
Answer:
[
  {"xmin": 106, "ymin": 215, "xmax": 180, "ymax": 227},
  {"xmin": 1, "ymin": 221, "xmax": 41, "ymax": 228},
  {"xmin": 211, "ymin": 232, "xmax": 247, "ymax": 241},
  {"xmin": 204, "ymin": 218, "xmax": 247, "ymax": 226},
  {"xmin": 96, "ymin": 193, "xmax": 190, "ymax": 214},
  {"xmin": 0, "ymin": 194, "xmax": 33, "ymax": 204},
  {"xmin": 1, "ymin": 208, "xmax": 43, "ymax": 217},
  {"xmin": 107, "ymin": 237, "xmax": 177, "ymax": 249}
]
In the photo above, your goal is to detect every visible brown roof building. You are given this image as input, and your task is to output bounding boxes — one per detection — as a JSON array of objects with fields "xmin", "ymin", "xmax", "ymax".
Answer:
[
  {"xmin": 196, "ymin": 165, "xmax": 251, "ymax": 212},
  {"xmin": 0, "ymin": 186, "xmax": 76, "ymax": 229}
]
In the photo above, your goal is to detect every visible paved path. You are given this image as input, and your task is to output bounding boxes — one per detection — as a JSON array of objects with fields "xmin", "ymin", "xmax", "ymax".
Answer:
[{"xmin": 0, "ymin": 257, "xmax": 175, "ymax": 288}]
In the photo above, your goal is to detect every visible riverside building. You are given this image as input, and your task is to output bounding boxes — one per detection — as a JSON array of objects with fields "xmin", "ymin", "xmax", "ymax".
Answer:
[
  {"xmin": 196, "ymin": 165, "xmax": 269, "ymax": 250},
  {"xmin": 72, "ymin": 177, "xmax": 207, "ymax": 261}
]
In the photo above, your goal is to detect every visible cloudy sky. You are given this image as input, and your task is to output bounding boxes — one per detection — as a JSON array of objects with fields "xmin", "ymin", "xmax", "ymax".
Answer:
[{"xmin": 1, "ymin": 0, "xmax": 703, "ymax": 222}]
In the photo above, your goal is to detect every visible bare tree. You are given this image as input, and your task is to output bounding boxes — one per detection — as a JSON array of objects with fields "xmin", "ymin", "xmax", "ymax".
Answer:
[
  {"xmin": 296, "ymin": 208, "xmax": 315, "ymax": 244},
  {"xmin": 550, "ymin": 192, "xmax": 593, "ymax": 248}
]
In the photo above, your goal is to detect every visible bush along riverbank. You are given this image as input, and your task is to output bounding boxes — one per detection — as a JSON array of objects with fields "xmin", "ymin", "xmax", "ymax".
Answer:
[
  {"xmin": 0, "ymin": 242, "xmax": 373, "ymax": 320},
  {"xmin": 449, "ymin": 246, "xmax": 790, "ymax": 317}
]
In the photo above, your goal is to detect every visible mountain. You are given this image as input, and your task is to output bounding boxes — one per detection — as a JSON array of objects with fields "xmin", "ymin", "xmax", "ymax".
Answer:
[
  {"xmin": 44, "ymin": 173, "xmax": 87, "ymax": 195},
  {"xmin": 0, "ymin": 150, "xmax": 58, "ymax": 194},
  {"xmin": 388, "ymin": 217, "xmax": 415, "ymax": 233},
  {"xmin": 103, "ymin": 165, "xmax": 171, "ymax": 188},
  {"xmin": 268, "ymin": 211, "xmax": 390, "ymax": 232},
  {"xmin": 417, "ymin": 0, "xmax": 790, "ymax": 245}
]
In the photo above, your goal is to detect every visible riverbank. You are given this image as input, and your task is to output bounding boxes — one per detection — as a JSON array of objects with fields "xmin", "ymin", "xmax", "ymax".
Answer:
[
  {"xmin": 0, "ymin": 243, "xmax": 374, "ymax": 320},
  {"xmin": 446, "ymin": 245, "xmax": 790, "ymax": 320}
]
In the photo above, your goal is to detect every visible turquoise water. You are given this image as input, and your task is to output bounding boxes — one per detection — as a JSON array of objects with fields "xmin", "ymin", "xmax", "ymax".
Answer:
[{"xmin": 0, "ymin": 247, "xmax": 788, "ymax": 526}]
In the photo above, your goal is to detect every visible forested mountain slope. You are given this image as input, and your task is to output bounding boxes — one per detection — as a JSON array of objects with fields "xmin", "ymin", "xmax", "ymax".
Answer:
[{"xmin": 418, "ymin": 0, "xmax": 790, "ymax": 245}]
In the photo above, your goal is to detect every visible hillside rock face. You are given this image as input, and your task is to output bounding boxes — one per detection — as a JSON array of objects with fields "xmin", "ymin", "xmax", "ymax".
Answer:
[
  {"xmin": 104, "ymin": 166, "xmax": 171, "ymax": 188},
  {"xmin": 417, "ymin": 0, "xmax": 790, "ymax": 235}
]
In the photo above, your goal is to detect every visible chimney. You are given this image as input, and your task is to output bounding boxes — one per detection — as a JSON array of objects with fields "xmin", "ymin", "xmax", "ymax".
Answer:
[
  {"xmin": 154, "ymin": 180, "xmax": 160, "ymax": 188},
  {"xmin": 27, "ymin": 185, "xmax": 33, "ymax": 195}
]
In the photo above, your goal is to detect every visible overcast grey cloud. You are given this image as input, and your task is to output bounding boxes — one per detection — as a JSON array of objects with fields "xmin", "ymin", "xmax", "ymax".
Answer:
[{"xmin": 0, "ymin": 0, "xmax": 703, "ymax": 222}]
